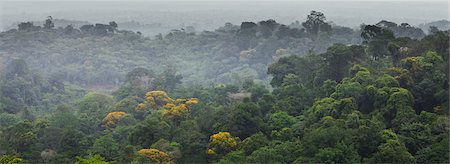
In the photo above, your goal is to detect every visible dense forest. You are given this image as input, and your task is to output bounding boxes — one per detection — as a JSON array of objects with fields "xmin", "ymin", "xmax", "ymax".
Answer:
[{"xmin": 0, "ymin": 10, "xmax": 448, "ymax": 163}]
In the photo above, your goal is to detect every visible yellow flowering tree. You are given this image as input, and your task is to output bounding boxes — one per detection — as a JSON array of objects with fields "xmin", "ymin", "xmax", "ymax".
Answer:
[
  {"xmin": 137, "ymin": 148, "xmax": 172, "ymax": 164},
  {"xmin": 135, "ymin": 90, "xmax": 199, "ymax": 122},
  {"xmin": 0, "ymin": 155, "xmax": 24, "ymax": 164},
  {"xmin": 101, "ymin": 112, "xmax": 127, "ymax": 128},
  {"xmin": 207, "ymin": 132, "xmax": 240, "ymax": 157},
  {"xmin": 135, "ymin": 90, "xmax": 174, "ymax": 111},
  {"xmin": 145, "ymin": 90, "xmax": 173, "ymax": 108},
  {"xmin": 162, "ymin": 98, "xmax": 199, "ymax": 122}
]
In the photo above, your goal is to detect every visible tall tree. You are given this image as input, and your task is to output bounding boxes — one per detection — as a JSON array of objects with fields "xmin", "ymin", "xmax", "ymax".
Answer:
[{"xmin": 302, "ymin": 11, "xmax": 331, "ymax": 40}]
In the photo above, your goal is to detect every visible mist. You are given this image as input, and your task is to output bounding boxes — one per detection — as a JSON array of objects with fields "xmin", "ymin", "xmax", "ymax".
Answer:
[{"xmin": 1, "ymin": 1, "xmax": 448, "ymax": 35}]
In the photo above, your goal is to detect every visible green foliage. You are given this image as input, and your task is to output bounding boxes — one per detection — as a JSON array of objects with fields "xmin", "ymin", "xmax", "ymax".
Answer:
[
  {"xmin": 57, "ymin": 128, "xmax": 89, "ymax": 158},
  {"xmin": 0, "ymin": 15, "xmax": 447, "ymax": 164},
  {"xmin": 247, "ymin": 141, "xmax": 301, "ymax": 163},
  {"xmin": 312, "ymin": 142, "xmax": 360, "ymax": 163},
  {"xmin": 227, "ymin": 101, "xmax": 263, "ymax": 139},
  {"xmin": 89, "ymin": 134, "xmax": 120, "ymax": 161},
  {"xmin": 76, "ymin": 92, "xmax": 114, "ymax": 133},
  {"xmin": 369, "ymin": 139, "xmax": 416, "ymax": 163},
  {"xmin": 0, "ymin": 113, "xmax": 22, "ymax": 128},
  {"xmin": 240, "ymin": 132, "xmax": 270, "ymax": 155},
  {"xmin": 267, "ymin": 112, "xmax": 295, "ymax": 132},
  {"xmin": 217, "ymin": 150, "xmax": 246, "ymax": 164},
  {"xmin": 1, "ymin": 122, "xmax": 38, "ymax": 155},
  {"xmin": 151, "ymin": 139, "xmax": 182, "ymax": 160},
  {"xmin": 129, "ymin": 114, "xmax": 171, "ymax": 148},
  {"xmin": 416, "ymin": 137, "xmax": 450, "ymax": 163},
  {"xmin": 246, "ymin": 146, "xmax": 285, "ymax": 163},
  {"xmin": 172, "ymin": 120, "xmax": 207, "ymax": 162},
  {"xmin": 49, "ymin": 105, "xmax": 80, "ymax": 129},
  {"xmin": 302, "ymin": 11, "xmax": 332, "ymax": 39},
  {"xmin": 75, "ymin": 154, "xmax": 111, "ymax": 164},
  {"xmin": 113, "ymin": 68, "xmax": 154, "ymax": 100},
  {"xmin": 77, "ymin": 92, "xmax": 114, "ymax": 116}
]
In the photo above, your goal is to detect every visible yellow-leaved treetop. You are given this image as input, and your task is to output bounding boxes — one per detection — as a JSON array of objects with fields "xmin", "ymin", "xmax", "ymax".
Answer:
[
  {"xmin": 162, "ymin": 98, "xmax": 199, "ymax": 121},
  {"xmin": 136, "ymin": 103, "xmax": 147, "ymax": 110},
  {"xmin": 136, "ymin": 90, "xmax": 199, "ymax": 121},
  {"xmin": 101, "ymin": 112, "xmax": 126, "ymax": 128},
  {"xmin": 185, "ymin": 98, "xmax": 199, "ymax": 105},
  {"xmin": 207, "ymin": 132, "xmax": 240, "ymax": 156},
  {"xmin": 145, "ymin": 90, "xmax": 174, "ymax": 108},
  {"xmin": 138, "ymin": 148, "xmax": 172, "ymax": 164}
]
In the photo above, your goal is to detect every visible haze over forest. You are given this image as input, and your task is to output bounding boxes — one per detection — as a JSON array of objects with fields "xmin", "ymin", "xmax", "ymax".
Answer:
[{"xmin": 1, "ymin": 1, "xmax": 448, "ymax": 35}]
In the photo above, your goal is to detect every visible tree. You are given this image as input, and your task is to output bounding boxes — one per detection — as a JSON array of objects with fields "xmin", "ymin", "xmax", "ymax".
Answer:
[
  {"xmin": 1, "ymin": 121, "xmax": 38, "ymax": 155},
  {"xmin": 154, "ymin": 66, "xmax": 182, "ymax": 92},
  {"xmin": 101, "ymin": 112, "xmax": 127, "ymax": 128},
  {"xmin": 172, "ymin": 120, "xmax": 207, "ymax": 162},
  {"xmin": 267, "ymin": 112, "xmax": 295, "ymax": 132},
  {"xmin": 398, "ymin": 122, "xmax": 432, "ymax": 154},
  {"xmin": 4, "ymin": 59, "xmax": 29, "ymax": 78},
  {"xmin": 217, "ymin": 150, "xmax": 246, "ymax": 163},
  {"xmin": 75, "ymin": 154, "xmax": 111, "ymax": 164},
  {"xmin": 113, "ymin": 67, "xmax": 154, "ymax": 100},
  {"xmin": 162, "ymin": 98, "xmax": 199, "ymax": 123},
  {"xmin": 354, "ymin": 119, "xmax": 384, "ymax": 158},
  {"xmin": 369, "ymin": 139, "xmax": 416, "ymax": 163},
  {"xmin": 76, "ymin": 92, "xmax": 114, "ymax": 133},
  {"xmin": 17, "ymin": 22, "xmax": 39, "ymax": 31},
  {"xmin": 302, "ymin": 11, "xmax": 331, "ymax": 39},
  {"xmin": 237, "ymin": 22, "xmax": 258, "ymax": 48},
  {"xmin": 49, "ymin": 105, "xmax": 80, "ymax": 129},
  {"xmin": 270, "ymin": 74, "xmax": 313, "ymax": 116},
  {"xmin": 64, "ymin": 24, "xmax": 75, "ymax": 34},
  {"xmin": 240, "ymin": 132, "xmax": 269, "ymax": 155},
  {"xmin": 137, "ymin": 149, "xmax": 172, "ymax": 163},
  {"xmin": 207, "ymin": 132, "xmax": 240, "ymax": 157},
  {"xmin": 268, "ymin": 54, "xmax": 321, "ymax": 87},
  {"xmin": 248, "ymin": 141, "xmax": 301, "ymax": 163},
  {"xmin": 321, "ymin": 44, "xmax": 365, "ymax": 82},
  {"xmin": 77, "ymin": 92, "xmax": 114, "ymax": 116},
  {"xmin": 258, "ymin": 19, "xmax": 279, "ymax": 38},
  {"xmin": 0, "ymin": 155, "xmax": 24, "ymax": 164},
  {"xmin": 89, "ymin": 134, "xmax": 120, "ymax": 161},
  {"xmin": 376, "ymin": 20, "xmax": 425, "ymax": 39},
  {"xmin": 109, "ymin": 21, "xmax": 118, "ymax": 30},
  {"xmin": 129, "ymin": 115, "xmax": 171, "ymax": 147},
  {"xmin": 428, "ymin": 26, "xmax": 440, "ymax": 34},
  {"xmin": 139, "ymin": 90, "xmax": 173, "ymax": 109},
  {"xmin": 416, "ymin": 137, "xmax": 449, "ymax": 163},
  {"xmin": 228, "ymin": 101, "xmax": 263, "ymax": 138},
  {"xmin": 387, "ymin": 42, "xmax": 401, "ymax": 66},
  {"xmin": 137, "ymin": 90, "xmax": 199, "ymax": 123},
  {"xmin": 57, "ymin": 129, "xmax": 88, "ymax": 158},
  {"xmin": 312, "ymin": 142, "xmax": 360, "ymax": 163},
  {"xmin": 43, "ymin": 16, "xmax": 54, "ymax": 29},
  {"xmin": 361, "ymin": 25, "xmax": 395, "ymax": 60},
  {"xmin": 400, "ymin": 51, "xmax": 447, "ymax": 113},
  {"xmin": 0, "ymin": 113, "xmax": 22, "ymax": 128},
  {"xmin": 0, "ymin": 59, "xmax": 46, "ymax": 114},
  {"xmin": 246, "ymin": 146, "xmax": 284, "ymax": 163},
  {"xmin": 301, "ymin": 125, "xmax": 352, "ymax": 157},
  {"xmin": 151, "ymin": 139, "xmax": 182, "ymax": 160}
]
